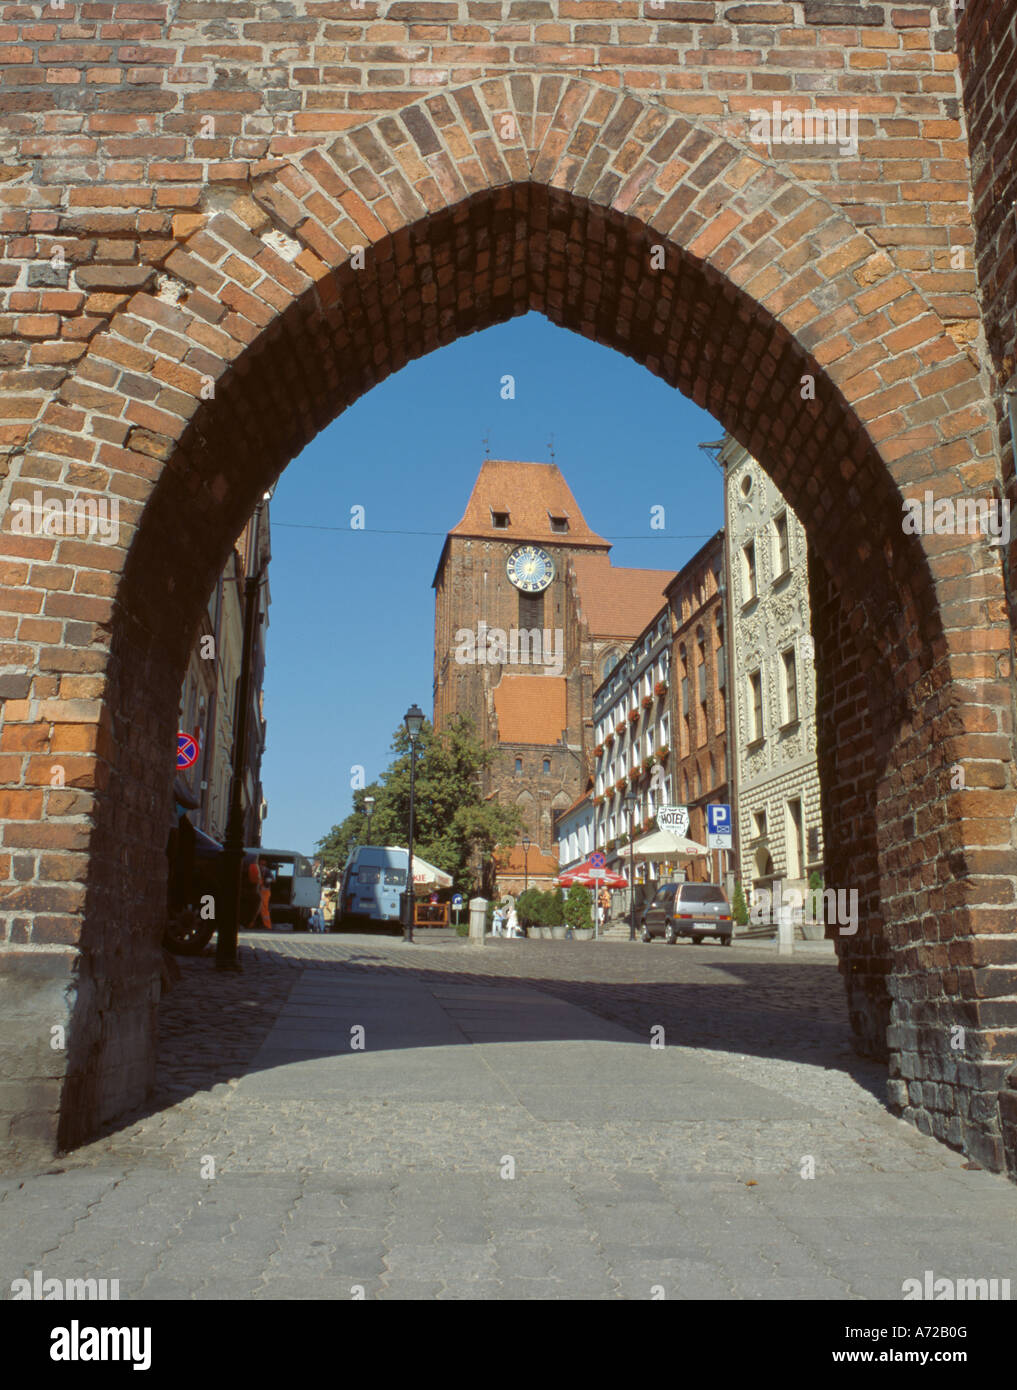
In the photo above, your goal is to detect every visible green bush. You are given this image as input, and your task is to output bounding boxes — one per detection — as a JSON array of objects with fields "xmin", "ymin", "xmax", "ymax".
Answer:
[
  {"xmin": 731, "ymin": 882, "xmax": 749, "ymax": 927},
  {"xmin": 456, "ymin": 920, "xmax": 469, "ymax": 936},
  {"xmin": 564, "ymin": 884, "xmax": 593, "ymax": 931},
  {"xmin": 515, "ymin": 888, "xmax": 545, "ymax": 927},
  {"xmin": 547, "ymin": 886, "xmax": 565, "ymax": 927}
]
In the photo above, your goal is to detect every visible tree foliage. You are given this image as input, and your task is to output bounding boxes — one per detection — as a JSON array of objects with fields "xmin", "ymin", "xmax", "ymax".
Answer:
[
  {"xmin": 731, "ymin": 882, "xmax": 749, "ymax": 927},
  {"xmin": 315, "ymin": 715, "xmax": 522, "ymax": 898}
]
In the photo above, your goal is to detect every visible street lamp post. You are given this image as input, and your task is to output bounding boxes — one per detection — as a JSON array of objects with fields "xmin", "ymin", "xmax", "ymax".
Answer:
[
  {"xmin": 363, "ymin": 794, "xmax": 375, "ymax": 844},
  {"xmin": 403, "ymin": 704, "xmax": 424, "ymax": 943},
  {"xmin": 624, "ymin": 790, "xmax": 638, "ymax": 942},
  {"xmin": 522, "ymin": 833, "xmax": 531, "ymax": 892}
]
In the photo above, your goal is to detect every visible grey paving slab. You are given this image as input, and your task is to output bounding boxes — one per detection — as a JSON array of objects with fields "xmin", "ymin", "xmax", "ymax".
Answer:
[{"xmin": 3, "ymin": 938, "xmax": 1017, "ymax": 1301}]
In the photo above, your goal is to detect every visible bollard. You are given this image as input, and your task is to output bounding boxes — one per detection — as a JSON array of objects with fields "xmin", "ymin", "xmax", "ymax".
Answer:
[{"xmin": 469, "ymin": 896, "xmax": 488, "ymax": 945}]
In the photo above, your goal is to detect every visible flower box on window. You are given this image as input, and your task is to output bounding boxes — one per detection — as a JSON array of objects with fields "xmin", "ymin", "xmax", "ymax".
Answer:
[
  {"xmin": 655, "ymin": 744, "xmax": 670, "ymax": 762},
  {"xmin": 654, "ymin": 680, "xmax": 667, "ymax": 697},
  {"xmin": 628, "ymin": 709, "xmax": 640, "ymax": 724},
  {"xmin": 605, "ymin": 732, "xmax": 614, "ymax": 747},
  {"xmin": 641, "ymin": 695, "xmax": 653, "ymax": 709},
  {"xmin": 606, "ymin": 837, "xmax": 617, "ymax": 852},
  {"xmin": 615, "ymin": 721, "xmax": 626, "ymax": 737},
  {"xmin": 615, "ymin": 779, "xmax": 626, "ymax": 794},
  {"xmin": 593, "ymin": 743, "xmax": 604, "ymax": 757},
  {"xmin": 642, "ymin": 756, "xmax": 654, "ymax": 772}
]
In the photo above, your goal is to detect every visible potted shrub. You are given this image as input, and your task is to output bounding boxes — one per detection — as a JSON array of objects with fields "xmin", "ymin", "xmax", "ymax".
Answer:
[
  {"xmin": 547, "ymin": 886, "xmax": 567, "ymax": 939},
  {"xmin": 731, "ymin": 882, "xmax": 749, "ymax": 928},
  {"xmin": 628, "ymin": 709, "xmax": 639, "ymax": 724},
  {"xmin": 656, "ymin": 743, "xmax": 670, "ymax": 761},
  {"xmin": 605, "ymin": 732, "xmax": 614, "ymax": 747},
  {"xmin": 515, "ymin": 887, "xmax": 543, "ymax": 937},
  {"xmin": 565, "ymin": 884, "xmax": 593, "ymax": 940},
  {"xmin": 615, "ymin": 779, "xmax": 626, "ymax": 794},
  {"xmin": 641, "ymin": 694, "xmax": 652, "ymax": 709},
  {"xmin": 593, "ymin": 743, "xmax": 604, "ymax": 757},
  {"xmin": 615, "ymin": 721, "xmax": 626, "ymax": 737},
  {"xmin": 654, "ymin": 680, "xmax": 667, "ymax": 697},
  {"xmin": 642, "ymin": 756, "xmax": 654, "ymax": 773}
]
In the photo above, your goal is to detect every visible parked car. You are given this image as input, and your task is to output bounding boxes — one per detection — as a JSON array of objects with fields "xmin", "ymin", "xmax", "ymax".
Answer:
[{"xmin": 640, "ymin": 880, "xmax": 733, "ymax": 945}]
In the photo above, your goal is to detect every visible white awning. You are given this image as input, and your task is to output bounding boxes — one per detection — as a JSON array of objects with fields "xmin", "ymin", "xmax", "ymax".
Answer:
[{"xmin": 615, "ymin": 829, "xmax": 709, "ymax": 859}]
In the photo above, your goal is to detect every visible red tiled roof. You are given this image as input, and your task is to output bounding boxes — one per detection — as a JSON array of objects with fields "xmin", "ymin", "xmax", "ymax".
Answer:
[
  {"xmin": 569, "ymin": 552, "xmax": 674, "ymax": 640},
  {"xmin": 496, "ymin": 844, "xmax": 560, "ymax": 876},
  {"xmin": 493, "ymin": 675, "xmax": 567, "ymax": 745},
  {"xmin": 448, "ymin": 459, "xmax": 610, "ymax": 547}
]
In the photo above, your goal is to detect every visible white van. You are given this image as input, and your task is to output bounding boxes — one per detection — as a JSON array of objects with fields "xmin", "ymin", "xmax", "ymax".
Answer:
[
  {"xmin": 247, "ymin": 847, "xmax": 321, "ymax": 930},
  {"xmin": 336, "ymin": 845, "xmax": 409, "ymax": 927}
]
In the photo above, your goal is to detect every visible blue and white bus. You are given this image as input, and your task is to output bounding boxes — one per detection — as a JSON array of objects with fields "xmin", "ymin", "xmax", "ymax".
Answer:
[{"xmin": 335, "ymin": 845, "xmax": 409, "ymax": 928}]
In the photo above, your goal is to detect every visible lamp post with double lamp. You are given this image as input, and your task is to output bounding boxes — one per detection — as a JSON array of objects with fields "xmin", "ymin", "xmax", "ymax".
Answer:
[
  {"xmin": 363, "ymin": 794, "xmax": 376, "ymax": 844},
  {"xmin": 624, "ymin": 790, "xmax": 638, "ymax": 941},
  {"xmin": 522, "ymin": 834, "xmax": 531, "ymax": 892},
  {"xmin": 402, "ymin": 704, "xmax": 425, "ymax": 944}
]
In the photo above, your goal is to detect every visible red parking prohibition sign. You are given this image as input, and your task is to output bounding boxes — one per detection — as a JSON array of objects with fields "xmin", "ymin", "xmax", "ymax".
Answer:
[{"xmin": 176, "ymin": 732, "xmax": 199, "ymax": 770}]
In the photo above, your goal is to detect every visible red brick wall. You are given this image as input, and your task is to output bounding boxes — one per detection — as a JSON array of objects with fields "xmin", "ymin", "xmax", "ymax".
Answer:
[{"xmin": 0, "ymin": 12, "xmax": 1015, "ymax": 1172}]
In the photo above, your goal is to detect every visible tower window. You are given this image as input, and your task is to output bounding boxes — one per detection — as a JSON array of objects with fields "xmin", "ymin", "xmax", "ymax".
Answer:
[
  {"xmin": 515, "ymin": 757, "xmax": 522, "ymax": 774},
  {"xmin": 542, "ymin": 758, "xmax": 550, "ymax": 774},
  {"xmin": 548, "ymin": 512, "xmax": 569, "ymax": 533},
  {"xmin": 491, "ymin": 509, "xmax": 510, "ymax": 528},
  {"xmin": 518, "ymin": 591, "xmax": 544, "ymax": 630}
]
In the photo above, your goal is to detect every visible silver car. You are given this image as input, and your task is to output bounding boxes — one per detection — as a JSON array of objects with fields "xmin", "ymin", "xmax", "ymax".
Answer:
[{"xmin": 640, "ymin": 881, "xmax": 734, "ymax": 945}]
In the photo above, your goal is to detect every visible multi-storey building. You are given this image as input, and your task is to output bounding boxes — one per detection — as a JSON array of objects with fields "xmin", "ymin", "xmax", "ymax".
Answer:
[
  {"xmin": 177, "ymin": 503, "xmax": 272, "ymax": 847},
  {"xmin": 433, "ymin": 458, "xmax": 673, "ymax": 889},
  {"xmin": 590, "ymin": 530, "xmax": 730, "ymax": 894},
  {"xmin": 722, "ymin": 435, "xmax": 824, "ymax": 905},
  {"xmin": 591, "ymin": 608, "xmax": 672, "ymax": 893},
  {"xmin": 665, "ymin": 530, "xmax": 730, "ymax": 885}
]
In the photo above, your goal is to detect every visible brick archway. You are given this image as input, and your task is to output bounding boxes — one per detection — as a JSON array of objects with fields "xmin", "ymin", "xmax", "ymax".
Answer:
[{"xmin": 1, "ymin": 77, "xmax": 1015, "ymax": 1171}]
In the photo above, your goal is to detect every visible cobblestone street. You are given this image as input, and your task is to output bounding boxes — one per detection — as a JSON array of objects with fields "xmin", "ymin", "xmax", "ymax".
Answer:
[{"xmin": 3, "ymin": 933, "xmax": 1016, "ymax": 1301}]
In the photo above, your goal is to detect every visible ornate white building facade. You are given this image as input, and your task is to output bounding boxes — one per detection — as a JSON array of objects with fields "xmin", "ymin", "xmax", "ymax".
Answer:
[{"xmin": 722, "ymin": 436, "xmax": 824, "ymax": 902}]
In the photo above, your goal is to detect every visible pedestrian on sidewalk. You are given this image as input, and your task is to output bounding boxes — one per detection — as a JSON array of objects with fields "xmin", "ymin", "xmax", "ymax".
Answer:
[{"xmin": 491, "ymin": 901, "xmax": 506, "ymax": 936}]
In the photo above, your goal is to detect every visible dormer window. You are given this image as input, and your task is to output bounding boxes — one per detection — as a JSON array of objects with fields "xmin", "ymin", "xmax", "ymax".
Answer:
[
  {"xmin": 491, "ymin": 509, "xmax": 510, "ymax": 529},
  {"xmin": 549, "ymin": 512, "xmax": 569, "ymax": 533}
]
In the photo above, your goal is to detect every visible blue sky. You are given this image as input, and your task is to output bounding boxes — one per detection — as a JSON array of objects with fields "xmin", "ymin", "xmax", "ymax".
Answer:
[{"xmin": 259, "ymin": 311, "xmax": 724, "ymax": 856}]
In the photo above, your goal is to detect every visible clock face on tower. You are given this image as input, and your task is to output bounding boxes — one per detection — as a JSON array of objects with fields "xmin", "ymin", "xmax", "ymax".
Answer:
[{"xmin": 506, "ymin": 545, "xmax": 555, "ymax": 593}]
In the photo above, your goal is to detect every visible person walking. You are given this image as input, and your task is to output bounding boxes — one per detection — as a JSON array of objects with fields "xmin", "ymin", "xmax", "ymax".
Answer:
[{"xmin": 491, "ymin": 901, "xmax": 506, "ymax": 936}]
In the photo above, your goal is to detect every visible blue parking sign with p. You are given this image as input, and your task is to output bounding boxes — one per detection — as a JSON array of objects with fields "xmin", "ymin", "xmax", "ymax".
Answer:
[
  {"xmin": 707, "ymin": 804, "xmax": 732, "ymax": 848},
  {"xmin": 708, "ymin": 804, "xmax": 730, "ymax": 833}
]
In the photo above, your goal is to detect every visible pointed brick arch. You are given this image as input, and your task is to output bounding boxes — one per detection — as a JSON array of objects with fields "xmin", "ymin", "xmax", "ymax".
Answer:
[{"xmin": 1, "ymin": 78, "xmax": 1015, "ymax": 1173}]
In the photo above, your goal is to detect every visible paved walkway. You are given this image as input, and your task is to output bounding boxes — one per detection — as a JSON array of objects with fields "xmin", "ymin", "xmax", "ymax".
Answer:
[{"xmin": 2, "ymin": 935, "xmax": 1015, "ymax": 1300}]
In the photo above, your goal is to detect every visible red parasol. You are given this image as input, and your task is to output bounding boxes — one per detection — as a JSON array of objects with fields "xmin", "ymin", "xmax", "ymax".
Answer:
[{"xmin": 558, "ymin": 859, "xmax": 628, "ymax": 889}]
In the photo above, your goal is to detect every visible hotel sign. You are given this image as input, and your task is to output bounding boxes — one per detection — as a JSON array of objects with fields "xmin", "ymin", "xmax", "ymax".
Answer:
[{"xmin": 656, "ymin": 805, "xmax": 689, "ymax": 838}]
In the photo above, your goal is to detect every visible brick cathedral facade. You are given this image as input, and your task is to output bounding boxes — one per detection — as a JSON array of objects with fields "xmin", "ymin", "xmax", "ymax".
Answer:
[{"xmin": 433, "ymin": 459, "xmax": 673, "ymax": 887}]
